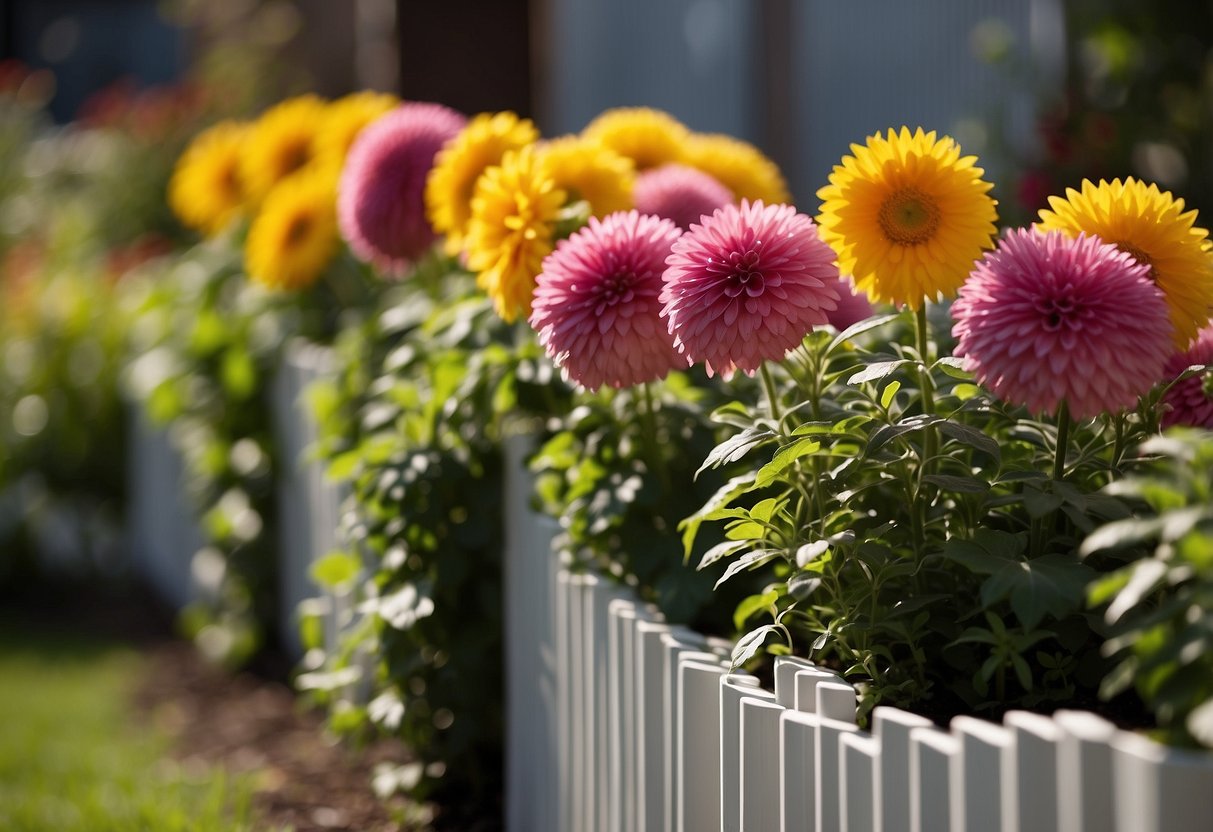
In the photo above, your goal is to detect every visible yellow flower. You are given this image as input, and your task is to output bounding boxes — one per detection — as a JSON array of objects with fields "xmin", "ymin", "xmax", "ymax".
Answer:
[
  {"xmin": 426, "ymin": 111, "xmax": 539, "ymax": 254},
  {"xmin": 168, "ymin": 120, "xmax": 248, "ymax": 236},
  {"xmin": 817, "ymin": 127, "xmax": 998, "ymax": 310},
  {"xmin": 537, "ymin": 136, "xmax": 634, "ymax": 217},
  {"xmin": 581, "ymin": 107, "xmax": 689, "ymax": 171},
  {"xmin": 686, "ymin": 133, "xmax": 790, "ymax": 205},
  {"xmin": 314, "ymin": 90, "xmax": 398, "ymax": 170},
  {"xmin": 240, "ymin": 95, "xmax": 329, "ymax": 205},
  {"xmin": 465, "ymin": 146, "xmax": 565, "ymax": 322},
  {"xmin": 1037, "ymin": 178, "xmax": 1213, "ymax": 348},
  {"xmin": 245, "ymin": 169, "xmax": 339, "ymax": 292}
]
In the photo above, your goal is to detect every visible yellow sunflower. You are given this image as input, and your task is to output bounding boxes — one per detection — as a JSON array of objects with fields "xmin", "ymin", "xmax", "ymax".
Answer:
[
  {"xmin": 686, "ymin": 133, "xmax": 791, "ymax": 205},
  {"xmin": 465, "ymin": 146, "xmax": 566, "ymax": 322},
  {"xmin": 245, "ymin": 169, "xmax": 339, "ymax": 292},
  {"xmin": 537, "ymin": 136, "xmax": 634, "ymax": 217},
  {"xmin": 816, "ymin": 127, "xmax": 998, "ymax": 310},
  {"xmin": 314, "ymin": 90, "xmax": 398, "ymax": 170},
  {"xmin": 426, "ymin": 111, "xmax": 539, "ymax": 254},
  {"xmin": 240, "ymin": 95, "xmax": 329, "ymax": 205},
  {"xmin": 581, "ymin": 107, "xmax": 690, "ymax": 171},
  {"xmin": 1037, "ymin": 178, "xmax": 1213, "ymax": 348},
  {"xmin": 168, "ymin": 121, "xmax": 248, "ymax": 236}
]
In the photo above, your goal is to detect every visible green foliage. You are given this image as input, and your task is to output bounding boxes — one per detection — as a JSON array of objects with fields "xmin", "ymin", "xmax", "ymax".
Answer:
[
  {"xmin": 682, "ymin": 309, "xmax": 1166, "ymax": 723},
  {"xmin": 301, "ymin": 265, "xmax": 572, "ymax": 817},
  {"xmin": 1084, "ymin": 430, "xmax": 1213, "ymax": 748}
]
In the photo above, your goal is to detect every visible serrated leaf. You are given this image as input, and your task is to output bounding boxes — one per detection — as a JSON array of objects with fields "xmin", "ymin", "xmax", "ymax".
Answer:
[
  {"xmin": 848, "ymin": 359, "xmax": 909, "ymax": 385},
  {"xmin": 754, "ymin": 438, "xmax": 821, "ymax": 488},
  {"xmin": 732, "ymin": 624, "xmax": 783, "ymax": 667}
]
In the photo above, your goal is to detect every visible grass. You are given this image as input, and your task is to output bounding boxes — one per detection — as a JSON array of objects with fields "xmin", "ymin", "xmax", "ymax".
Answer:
[{"xmin": 0, "ymin": 615, "xmax": 269, "ymax": 832}]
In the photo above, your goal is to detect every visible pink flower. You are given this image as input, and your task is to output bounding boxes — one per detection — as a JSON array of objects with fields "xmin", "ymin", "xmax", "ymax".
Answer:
[
  {"xmin": 633, "ymin": 164, "xmax": 733, "ymax": 231},
  {"xmin": 826, "ymin": 277, "xmax": 875, "ymax": 330},
  {"xmin": 952, "ymin": 228, "xmax": 1172, "ymax": 420},
  {"xmin": 338, "ymin": 102, "xmax": 467, "ymax": 274},
  {"xmin": 1161, "ymin": 326, "xmax": 1213, "ymax": 429},
  {"xmin": 659, "ymin": 200, "xmax": 840, "ymax": 378},
  {"xmin": 530, "ymin": 210, "xmax": 686, "ymax": 390}
]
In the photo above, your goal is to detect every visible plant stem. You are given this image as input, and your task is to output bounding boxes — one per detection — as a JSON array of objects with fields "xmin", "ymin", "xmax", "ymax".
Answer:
[
  {"xmin": 913, "ymin": 305, "xmax": 937, "ymax": 550},
  {"xmin": 1054, "ymin": 399, "xmax": 1070, "ymax": 482},
  {"xmin": 760, "ymin": 362, "xmax": 785, "ymax": 433}
]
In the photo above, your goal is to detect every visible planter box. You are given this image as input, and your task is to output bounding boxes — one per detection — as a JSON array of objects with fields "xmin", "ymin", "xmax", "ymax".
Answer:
[{"xmin": 501, "ymin": 445, "xmax": 1213, "ymax": 832}]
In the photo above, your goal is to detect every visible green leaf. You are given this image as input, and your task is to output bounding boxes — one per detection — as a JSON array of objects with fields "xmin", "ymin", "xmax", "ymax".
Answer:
[
  {"xmin": 1102, "ymin": 559, "xmax": 1169, "ymax": 624},
  {"xmin": 679, "ymin": 472, "xmax": 758, "ymax": 557},
  {"xmin": 754, "ymin": 438, "xmax": 821, "ymax": 488},
  {"xmin": 1079, "ymin": 516, "xmax": 1167, "ymax": 556},
  {"xmin": 922, "ymin": 474, "xmax": 989, "ymax": 494},
  {"xmin": 828, "ymin": 312, "xmax": 900, "ymax": 354},
  {"xmin": 933, "ymin": 356, "xmax": 971, "ymax": 380},
  {"xmin": 696, "ymin": 427, "xmax": 777, "ymax": 477},
  {"xmin": 714, "ymin": 549, "xmax": 782, "ymax": 589},
  {"xmin": 937, "ymin": 420, "xmax": 1001, "ymax": 463},
  {"xmin": 731, "ymin": 624, "xmax": 783, "ymax": 667},
  {"xmin": 697, "ymin": 539, "xmax": 751, "ymax": 570},
  {"xmin": 880, "ymin": 380, "xmax": 901, "ymax": 409},
  {"xmin": 1022, "ymin": 487, "xmax": 1064, "ymax": 519},
  {"xmin": 750, "ymin": 497, "xmax": 779, "ymax": 523},
  {"xmin": 866, "ymin": 414, "xmax": 944, "ymax": 453},
  {"xmin": 788, "ymin": 572, "xmax": 822, "ymax": 600},
  {"xmin": 982, "ymin": 553, "xmax": 1093, "ymax": 630},
  {"xmin": 220, "ymin": 348, "xmax": 256, "ymax": 400},
  {"xmin": 311, "ymin": 551, "xmax": 362, "ymax": 589},
  {"xmin": 733, "ymin": 590, "xmax": 779, "ymax": 631},
  {"xmin": 796, "ymin": 540, "xmax": 830, "ymax": 567},
  {"xmin": 848, "ymin": 359, "xmax": 910, "ymax": 385}
]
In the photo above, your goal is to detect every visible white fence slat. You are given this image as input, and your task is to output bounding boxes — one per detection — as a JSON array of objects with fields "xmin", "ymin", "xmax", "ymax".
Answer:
[
  {"xmin": 663, "ymin": 630, "xmax": 717, "ymax": 832},
  {"xmin": 679, "ymin": 657, "xmax": 729, "ymax": 832},
  {"xmin": 953, "ymin": 716, "xmax": 1012, "ymax": 832},
  {"xmin": 1003, "ymin": 710, "xmax": 1062, "ymax": 832},
  {"xmin": 590, "ymin": 581, "xmax": 629, "ymax": 832},
  {"xmin": 570, "ymin": 574, "xmax": 594, "ymax": 831},
  {"xmin": 779, "ymin": 710, "xmax": 818, "ymax": 832},
  {"xmin": 910, "ymin": 726, "xmax": 959, "ymax": 832},
  {"xmin": 503, "ymin": 434, "xmax": 558, "ymax": 832},
  {"xmin": 1054, "ymin": 711, "xmax": 1117, "ymax": 832},
  {"xmin": 608, "ymin": 598, "xmax": 635, "ymax": 832},
  {"xmin": 873, "ymin": 707, "xmax": 933, "ymax": 832},
  {"xmin": 817, "ymin": 715, "xmax": 862, "ymax": 832},
  {"xmin": 720, "ymin": 674, "xmax": 777, "ymax": 831},
  {"xmin": 740, "ymin": 697, "xmax": 784, "ymax": 832},
  {"xmin": 791, "ymin": 667, "xmax": 849, "ymax": 715},
  {"xmin": 816, "ymin": 680, "xmax": 857, "ymax": 724},
  {"xmin": 635, "ymin": 619, "xmax": 672, "ymax": 832},
  {"xmin": 1112, "ymin": 732, "xmax": 1213, "ymax": 832},
  {"xmin": 555, "ymin": 570, "xmax": 575, "ymax": 832},
  {"xmin": 774, "ymin": 656, "xmax": 816, "ymax": 709},
  {"xmin": 839, "ymin": 732, "xmax": 880, "ymax": 832}
]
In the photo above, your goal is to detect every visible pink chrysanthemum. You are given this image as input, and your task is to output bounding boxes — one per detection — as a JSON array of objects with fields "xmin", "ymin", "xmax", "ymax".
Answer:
[
  {"xmin": 952, "ymin": 228, "xmax": 1172, "ymax": 420},
  {"xmin": 633, "ymin": 164, "xmax": 733, "ymax": 231},
  {"xmin": 826, "ymin": 277, "xmax": 875, "ymax": 330},
  {"xmin": 1161, "ymin": 325, "xmax": 1213, "ymax": 429},
  {"xmin": 530, "ymin": 210, "xmax": 685, "ymax": 390},
  {"xmin": 338, "ymin": 102, "xmax": 467, "ymax": 274},
  {"xmin": 660, "ymin": 200, "xmax": 840, "ymax": 379}
]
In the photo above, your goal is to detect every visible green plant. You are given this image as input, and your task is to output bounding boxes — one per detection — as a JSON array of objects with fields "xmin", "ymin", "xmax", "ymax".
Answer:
[{"xmin": 1085, "ymin": 429, "xmax": 1213, "ymax": 747}]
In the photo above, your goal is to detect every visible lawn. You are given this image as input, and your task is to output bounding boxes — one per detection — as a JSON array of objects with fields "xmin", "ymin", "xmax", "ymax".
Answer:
[{"xmin": 0, "ymin": 613, "xmax": 270, "ymax": 832}]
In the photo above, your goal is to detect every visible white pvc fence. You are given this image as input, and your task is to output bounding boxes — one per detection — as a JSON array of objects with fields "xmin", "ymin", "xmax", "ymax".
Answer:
[
  {"xmin": 501, "ymin": 441, "xmax": 1213, "ymax": 832},
  {"xmin": 129, "ymin": 349, "xmax": 1213, "ymax": 832}
]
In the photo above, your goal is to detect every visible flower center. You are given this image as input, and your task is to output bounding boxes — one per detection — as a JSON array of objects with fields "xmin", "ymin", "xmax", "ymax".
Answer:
[
  {"xmin": 724, "ymin": 247, "xmax": 765, "ymax": 298},
  {"xmin": 1113, "ymin": 241, "xmax": 1159, "ymax": 283},
  {"xmin": 595, "ymin": 270, "xmax": 636, "ymax": 313},
  {"xmin": 878, "ymin": 187, "xmax": 941, "ymax": 246},
  {"xmin": 279, "ymin": 139, "xmax": 311, "ymax": 178},
  {"xmin": 1035, "ymin": 292, "xmax": 1084, "ymax": 332},
  {"xmin": 284, "ymin": 213, "xmax": 313, "ymax": 248}
]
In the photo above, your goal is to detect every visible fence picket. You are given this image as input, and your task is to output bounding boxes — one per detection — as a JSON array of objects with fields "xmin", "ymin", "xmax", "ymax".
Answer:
[
  {"xmin": 909, "ymin": 726, "xmax": 959, "ymax": 832},
  {"xmin": 872, "ymin": 708, "xmax": 933, "ymax": 832},
  {"xmin": 1003, "ymin": 710, "xmax": 1062, "ymax": 832},
  {"xmin": 1113, "ymin": 732, "xmax": 1213, "ymax": 832},
  {"xmin": 779, "ymin": 710, "xmax": 819, "ymax": 832},
  {"xmin": 953, "ymin": 716, "xmax": 1012, "ymax": 832},
  {"xmin": 816, "ymin": 712, "xmax": 862, "ymax": 832},
  {"xmin": 740, "ymin": 697, "xmax": 784, "ymax": 832},
  {"xmin": 721, "ymin": 674, "xmax": 777, "ymax": 831},
  {"xmin": 840, "ymin": 732, "xmax": 880, "ymax": 832},
  {"xmin": 635, "ymin": 619, "xmax": 672, "ymax": 832},
  {"xmin": 1054, "ymin": 710, "xmax": 1117, "ymax": 832},
  {"xmin": 678, "ymin": 657, "xmax": 729, "ymax": 832}
]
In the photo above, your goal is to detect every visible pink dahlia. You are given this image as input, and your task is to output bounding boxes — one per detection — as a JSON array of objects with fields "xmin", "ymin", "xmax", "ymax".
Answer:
[
  {"xmin": 825, "ymin": 277, "xmax": 875, "ymax": 330},
  {"xmin": 952, "ymin": 228, "xmax": 1172, "ymax": 420},
  {"xmin": 338, "ymin": 102, "xmax": 467, "ymax": 274},
  {"xmin": 1161, "ymin": 325, "xmax": 1213, "ymax": 429},
  {"xmin": 530, "ymin": 210, "xmax": 686, "ymax": 390},
  {"xmin": 633, "ymin": 163, "xmax": 733, "ymax": 231},
  {"xmin": 659, "ymin": 200, "xmax": 840, "ymax": 378}
]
